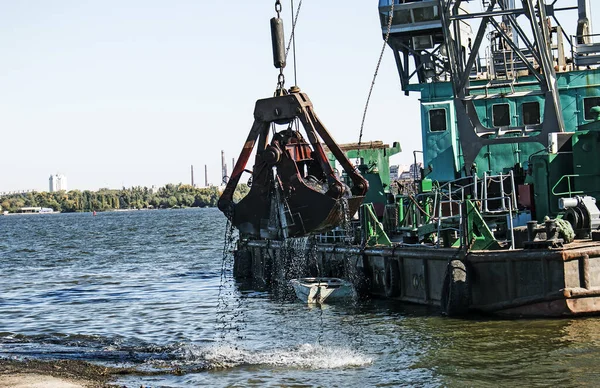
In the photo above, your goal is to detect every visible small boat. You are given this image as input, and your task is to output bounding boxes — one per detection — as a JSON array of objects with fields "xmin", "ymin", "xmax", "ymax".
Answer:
[{"xmin": 290, "ymin": 277, "xmax": 355, "ymax": 304}]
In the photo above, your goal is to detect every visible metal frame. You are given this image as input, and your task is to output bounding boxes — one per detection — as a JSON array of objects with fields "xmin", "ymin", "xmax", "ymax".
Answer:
[
  {"xmin": 440, "ymin": 0, "xmax": 569, "ymax": 172},
  {"xmin": 380, "ymin": 1, "xmax": 591, "ymax": 173}
]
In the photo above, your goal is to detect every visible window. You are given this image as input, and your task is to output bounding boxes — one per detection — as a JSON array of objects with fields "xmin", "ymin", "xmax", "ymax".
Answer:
[
  {"xmin": 391, "ymin": 10, "xmax": 412, "ymax": 25},
  {"xmin": 412, "ymin": 6, "xmax": 438, "ymax": 23},
  {"xmin": 492, "ymin": 104, "xmax": 510, "ymax": 127},
  {"xmin": 584, "ymin": 97, "xmax": 600, "ymax": 120},
  {"xmin": 429, "ymin": 109, "xmax": 447, "ymax": 132},
  {"xmin": 413, "ymin": 35, "xmax": 434, "ymax": 50},
  {"xmin": 522, "ymin": 102, "xmax": 540, "ymax": 125}
]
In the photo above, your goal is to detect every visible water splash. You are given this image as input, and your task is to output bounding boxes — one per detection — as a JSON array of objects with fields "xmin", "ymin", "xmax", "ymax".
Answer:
[
  {"xmin": 177, "ymin": 343, "xmax": 373, "ymax": 370},
  {"xmin": 1, "ymin": 332, "xmax": 373, "ymax": 373}
]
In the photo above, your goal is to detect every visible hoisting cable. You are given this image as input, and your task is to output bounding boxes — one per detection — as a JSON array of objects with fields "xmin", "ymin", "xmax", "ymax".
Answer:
[
  {"xmin": 286, "ymin": 0, "xmax": 303, "ymax": 87},
  {"xmin": 356, "ymin": 1, "xmax": 394, "ymax": 161}
]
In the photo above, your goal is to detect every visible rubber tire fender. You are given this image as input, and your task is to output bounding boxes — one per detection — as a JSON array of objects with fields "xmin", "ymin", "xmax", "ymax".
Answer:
[
  {"xmin": 383, "ymin": 259, "xmax": 401, "ymax": 298},
  {"xmin": 441, "ymin": 259, "xmax": 470, "ymax": 316}
]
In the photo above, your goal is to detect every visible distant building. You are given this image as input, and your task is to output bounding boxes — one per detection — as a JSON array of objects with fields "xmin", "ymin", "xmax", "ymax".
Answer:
[
  {"xmin": 49, "ymin": 174, "xmax": 67, "ymax": 192},
  {"xmin": 396, "ymin": 163, "xmax": 423, "ymax": 181},
  {"xmin": 390, "ymin": 165, "xmax": 399, "ymax": 181},
  {"xmin": 409, "ymin": 162, "xmax": 423, "ymax": 180}
]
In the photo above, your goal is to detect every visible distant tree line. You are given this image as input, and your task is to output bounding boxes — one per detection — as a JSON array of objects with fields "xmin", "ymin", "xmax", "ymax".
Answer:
[{"xmin": 0, "ymin": 184, "xmax": 250, "ymax": 213}]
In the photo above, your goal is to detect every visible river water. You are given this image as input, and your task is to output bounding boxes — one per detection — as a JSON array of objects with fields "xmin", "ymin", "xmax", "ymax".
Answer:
[{"xmin": 1, "ymin": 208, "xmax": 600, "ymax": 387}]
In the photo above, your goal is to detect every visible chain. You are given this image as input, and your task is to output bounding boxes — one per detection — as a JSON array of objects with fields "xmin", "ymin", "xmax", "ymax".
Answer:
[
  {"xmin": 273, "ymin": 0, "xmax": 303, "ymax": 93},
  {"xmin": 276, "ymin": 72, "xmax": 286, "ymax": 93},
  {"xmin": 357, "ymin": 1, "xmax": 394, "ymax": 161},
  {"xmin": 274, "ymin": 0, "xmax": 286, "ymax": 95}
]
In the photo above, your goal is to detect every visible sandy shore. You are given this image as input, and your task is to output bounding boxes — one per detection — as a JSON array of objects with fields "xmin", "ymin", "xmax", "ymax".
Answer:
[
  {"xmin": 0, "ymin": 359, "xmax": 115, "ymax": 388},
  {"xmin": 0, "ymin": 373, "xmax": 94, "ymax": 388}
]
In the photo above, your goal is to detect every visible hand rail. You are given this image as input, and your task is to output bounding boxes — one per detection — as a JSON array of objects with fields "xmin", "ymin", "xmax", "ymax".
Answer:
[{"xmin": 551, "ymin": 174, "xmax": 586, "ymax": 197}]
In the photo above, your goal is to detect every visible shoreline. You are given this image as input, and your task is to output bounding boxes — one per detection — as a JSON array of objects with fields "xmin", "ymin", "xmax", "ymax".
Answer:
[
  {"xmin": 0, "ymin": 359, "xmax": 116, "ymax": 388},
  {"xmin": 0, "ymin": 358, "xmax": 184, "ymax": 387},
  {"xmin": 1, "ymin": 206, "xmax": 216, "ymax": 216}
]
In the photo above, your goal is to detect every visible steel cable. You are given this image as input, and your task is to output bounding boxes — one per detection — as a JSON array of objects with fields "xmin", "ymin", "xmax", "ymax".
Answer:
[{"xmin": 357, "ymin": 1, "xmax": 394, "ymax": 161}]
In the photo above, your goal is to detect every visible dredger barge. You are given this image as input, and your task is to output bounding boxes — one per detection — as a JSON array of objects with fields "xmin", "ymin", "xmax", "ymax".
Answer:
[{"xmin": 218, "ymin": 0, "xmax": 600, "ymax": 317}]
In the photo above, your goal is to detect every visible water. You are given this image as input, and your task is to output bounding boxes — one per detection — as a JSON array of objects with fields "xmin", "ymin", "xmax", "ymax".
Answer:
[{"xmin": 1, "ymin": 208, "xmax": 600, "ymax": 387}]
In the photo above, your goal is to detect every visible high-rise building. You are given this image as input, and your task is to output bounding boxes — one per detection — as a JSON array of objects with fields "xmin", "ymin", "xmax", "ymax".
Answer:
[{"xmin": 49, "ymin": 174, "xmax": 67, "ymax": 192}]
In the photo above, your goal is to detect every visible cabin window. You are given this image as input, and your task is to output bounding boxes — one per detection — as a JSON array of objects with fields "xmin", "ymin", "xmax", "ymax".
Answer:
[
  {"xmin": 390, "ymin": 10, "xmax": 412, "ymax": 25},
  {"xmin": 584, "ymin": 97, "xmax": 600, "ymax": 120},
  {"xmin": 492, "ymin": 104, "xmax": 510, "ymax": 127},
  {"xmin": 413, "ymin": 6, "xmax": 438, "ymax": 23},
  {"xmin": 429, "ymin": 109, "xmax": 447, "ymax": 132},
  {"xmin": 522, "ymin": 102, "xmax": 540, "ymax": 125}
]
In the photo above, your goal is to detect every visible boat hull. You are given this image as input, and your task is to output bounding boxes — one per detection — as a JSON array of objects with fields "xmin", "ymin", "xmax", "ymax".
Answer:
[{"xmin": 290, "ymin": 277, "xmax": 355, "ymax": 304}]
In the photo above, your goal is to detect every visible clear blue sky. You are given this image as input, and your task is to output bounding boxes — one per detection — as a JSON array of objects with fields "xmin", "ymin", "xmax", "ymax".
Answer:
[{"xmin": 0, "ymin": 1, "xmax": 595, "ymax": 191}]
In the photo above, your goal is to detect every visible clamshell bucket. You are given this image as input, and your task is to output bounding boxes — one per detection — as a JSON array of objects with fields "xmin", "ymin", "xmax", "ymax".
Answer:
[{"xmin": 218, "ymin": 91, "xmax": 368, "ymax": 239}]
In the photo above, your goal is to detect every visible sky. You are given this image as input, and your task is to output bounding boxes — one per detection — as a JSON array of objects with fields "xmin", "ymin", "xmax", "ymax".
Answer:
[{"xmin": 0, "ymin": 1, "xmax": 596, "ymax": 192}]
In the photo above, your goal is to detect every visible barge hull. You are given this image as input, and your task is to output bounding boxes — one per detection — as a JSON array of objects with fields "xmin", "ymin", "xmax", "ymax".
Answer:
[{"xmin": 235, "ymin": 240, "xmax": 600, "ymax": 317}]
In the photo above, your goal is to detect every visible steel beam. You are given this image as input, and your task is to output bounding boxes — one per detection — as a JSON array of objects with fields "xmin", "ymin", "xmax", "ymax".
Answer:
[
  {"xmin": 522, "ymin": 0, "xmax": 565, "ymax": 132},
  {"xmin": 457, "ymin": 0, "xmax": 497, "ymax": 93}
]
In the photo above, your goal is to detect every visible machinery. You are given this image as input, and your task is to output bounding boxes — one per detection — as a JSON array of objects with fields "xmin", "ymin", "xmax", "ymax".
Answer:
[
  {"xmin": 560, "ymin": 196, "xmax": 600, "ymax": 238},
  {"xmin": 225, "ymin": 0, "xmax": 600, "ymax": 317},
  {"xmin": 218, "ymin": 91, "xmax": 368, "ymax": 239},
  {"xmin": 218, "ymin": 1, "xmax": 368, "ymax": 239}
]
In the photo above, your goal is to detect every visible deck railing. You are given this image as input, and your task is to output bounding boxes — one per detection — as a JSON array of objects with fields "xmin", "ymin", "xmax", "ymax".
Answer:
[
  {"xmin": 571, "ymin": 34, "xmax": 600, "ymax": 68},
  {"xmin": 432, "ymin": 171, "xmax": 517, "ymax": 249},
  {"xmin": 551, "ymin": 174, "xmax": 586, "ymax": 197}
]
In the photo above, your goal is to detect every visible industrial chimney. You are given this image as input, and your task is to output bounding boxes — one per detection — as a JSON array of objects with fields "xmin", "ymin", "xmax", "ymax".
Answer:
[{"xmin": 221, "ymin": 150, "xmax": 228, "ymax": 184}]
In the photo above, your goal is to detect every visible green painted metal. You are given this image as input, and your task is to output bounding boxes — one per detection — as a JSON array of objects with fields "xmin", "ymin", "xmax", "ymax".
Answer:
[
  {"xmin": 551, "ymin": 175, "xmax": 585, "ymax": 197},
  {"xmin": 360, "ymin": 203, "xmax": 392, "ymax": 246},
  {"xmin": 473, "ymin": 142, "xmax": 544, "ymax": 177},
  {"xmin": 359, "ymin": 166, "xmax": 387, "ymax": 210},
  {"xmin": 529, "ymin": 152, "xmax": 573, "ymax": 221},
  {"xmin": 572, "ymin": 126, "xmax": 600, "ymax": 200},
  {"xmin": 332, "ymin": 143, "xmax": 401, "ymax": 189},
  {"xmin": 528, "ymin": 123, "xmax": 600, "ymax": 221},
  {"xmin": 326, "ymin": 143, "xmax": 401, "ymax": 210},
  {"xmin": 397, "ymin": 197, "xmax": 404, "ymax": 226},
  {"xmin": 421, "ymin": 179, "xmax": 433, "ymax": 193},
  {"xmin": 417, "ymin": 69, "xmax": 600, "ymax": 180},
  {"xmin": 461, "ymin": 200, "xmax": 501, "ymax": 250},
  {"xmin": 421, "ymin": 101, "xmax": 460, "ymax": 181}
]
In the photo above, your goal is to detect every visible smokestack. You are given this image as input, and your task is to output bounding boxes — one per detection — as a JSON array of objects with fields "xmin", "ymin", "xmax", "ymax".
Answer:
[
  {"xmin": 191, "ymin": 165, "xmax": 195, "ymax": 187},
  {"xmin": 205, "ymin": 165, "xmax": 208, "ymax": 187},
  {"xmin": 221, "ymin": 150, "xmax": 228, "ymax": 184}
]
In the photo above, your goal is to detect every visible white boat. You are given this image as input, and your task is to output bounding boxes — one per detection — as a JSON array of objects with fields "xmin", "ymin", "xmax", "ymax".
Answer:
[{"xmin": 289, "ymin": 277, "xmax": 355, "ymax": 304}]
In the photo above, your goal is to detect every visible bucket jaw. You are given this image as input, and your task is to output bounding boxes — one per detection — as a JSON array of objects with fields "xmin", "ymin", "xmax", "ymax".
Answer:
[{"xmin": 218, "ymin": 91, "xmax": 368, "ymax": 239}]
